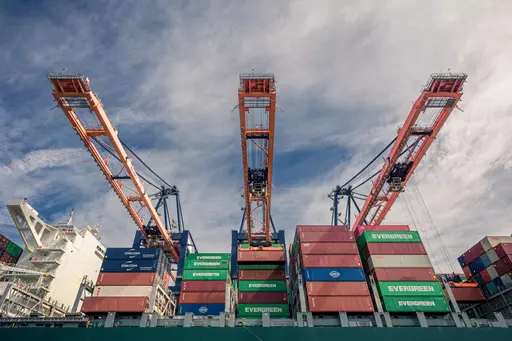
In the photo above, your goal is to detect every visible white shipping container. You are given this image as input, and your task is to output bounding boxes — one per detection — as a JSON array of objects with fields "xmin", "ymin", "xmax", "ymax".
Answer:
[
  {"xmin": 486, "ymin": 249, "xmax": 499, "ymax": 264},
  {"xmin": 366, "ymin": 254, "xmax": 432, "ymax": 271},
  {"xmin": 93, "ymin": 285, "xmax": 154, "ymax": 297},
  {"xmin": 486, "ymin": 265, "xmax": 499, "ymax": 280},
  {"xmin": 501, "ymin": 273, "xmax": 512, "ymax": 288},
  {"xmin": 480, "ymin": 236, "xmax": 512, "ymax": 252}
]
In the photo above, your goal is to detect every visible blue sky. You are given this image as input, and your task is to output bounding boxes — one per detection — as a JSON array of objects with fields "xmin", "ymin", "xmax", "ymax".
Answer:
[{"xmin": 1, "ymin": 0, "xmax": 512, "ymax": 273}]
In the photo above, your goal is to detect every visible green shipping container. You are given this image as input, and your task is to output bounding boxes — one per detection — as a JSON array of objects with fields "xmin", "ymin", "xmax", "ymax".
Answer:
[
  {"xmin": 184, "ymin": 259, "xmax": 230, "ymax": 270},
  {"xmin": 238, "ymin": 264, "xmax": 285, "ymax": 270},
  {"xmin": 357, "ymin": 231, "xmax": 422, "ymax": 249},
  {"xmin": 240, "ymin": 244, "xmax": 251, "ymax": 249},
  {"xmin": 238, "ymin": 304, "xmax": 289, "ymax": 317},
  {"xmin": 238, "ymin": 280, "xmax": 287, "ymax": 292},
  {"xmin": 377, "ymin": 281, "xmax": 444, "ymax": 297},
  {"xmin": 182, "ymin": 269, "xmax": 228, "ymax": 281},
  {"xmin": 381, "ymin": 296, "xmax": 450, "ymax": 313},
  {"xmin": 187, "ymin": 253, "xmax": 231, "ymax": 261}
]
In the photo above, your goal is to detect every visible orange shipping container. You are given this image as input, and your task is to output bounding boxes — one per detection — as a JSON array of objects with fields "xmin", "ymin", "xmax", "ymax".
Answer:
[
  {"xmin": 306, "ymin": 281, "xmax": 370, "ymax": 296},
  {"xmin": 81, "ymin": 296, "xmax": 149, "ymax": 313},
  {"xmin": 301, "ymin": 254, "xmax": 361, "ymax": 268},
  {"xmin": 179, "ymin": 292, "xmax": 225, "ymax": 304},
  {"xmin": 95, "ymin": 272, "xmax": 157, "ymax": 286},
  {"xmin": 308, "ymin": 295, "xmax": 374, "ymax": 313},
  {"xmin": 300, "ymin": 242, "xmax": 358, "ymax": 255},
  {"xmin": 237, "ymin": 250, "xmax": 285, "ymax": 263}
]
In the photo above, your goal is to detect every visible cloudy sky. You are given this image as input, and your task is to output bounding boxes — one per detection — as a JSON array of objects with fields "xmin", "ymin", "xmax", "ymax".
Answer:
[{"xmin": 1, "ymin": 0, "xmax": 511, "ymax": 273}]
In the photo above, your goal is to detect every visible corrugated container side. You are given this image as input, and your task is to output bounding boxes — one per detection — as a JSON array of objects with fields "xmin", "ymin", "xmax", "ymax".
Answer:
[
  {"xmin": 494, "ymin": 277, "xmax": 506, "ymax": 292},
  {"xmin": 480, "ymin": 236, "xmax": 512, "ymax": 252},
  {"xmin": 179, "ymin": 292, "xmax": 225, "ymax": 304},
  {"xmin": 296, "ymin": 225, "xmax": 349, "ymax": 233},
  {"xmin": 373, "ymin": 268, "xmax": 438, "ymax": 282},
  {"xmin": 366, "ymin": 255, "xmax": 432, "ymax": 271},
  {"xmin": 182, "ymin": 269, "xmax": 229, "ymax": 281},
  {"xmin": 299, "ymin": 242, "xmax": 358, "ymax": 255},
  {"xmin": 474, "ymin": 273, "xmax": 484, "ymax": 286},
  {"xmin": 381, "ymin": 296, "xmax": 450, "ymax": 313},
  {"xmin": 95, "ymin": 272, "xmax": 157, "ymax": 286},
  {"xmin": 485, "ymin": 281, "xmax": 498, "ymax": 296},
  {"xmin": 301, "ymin": 254, "xmax": 361, "ymax": 268},
  {"xmin": 307, "ymin": 296, "xmax": 374, "ymax": 313},
  {"xmin": 354, "ymin": 225, "xmax": 410, "ymax": 239},
  {"xmin": 100, "ymin": 259, "xmax": 161, "ymax": 273},
  {"xmin": 357, "ymin": 231, "xmax": 421, "ymax": 249},
  {"xmin": 480, "ymin": 269, "xmax": 492, "ymax": 283},
  {"xmin": 501, "ymin": 273, "xmax": 512, "ymax": 288},
  {"xmin": 463, "ymin": 243, "xmax": 486, "ymax": 264},
  {"xmin": 462, "ymin": 266, "xmax": 472, "ymax": 279},
  {"xmin": 238, "ymin": 269, "xmax": 286, "ymax": 281},
  {"xmin": 303, "ymin": 267, "xmax": 366, "ymax": 282},
  {"xmin": 363, "ymin": 242, "xmax": 427, "ymax": 259},
  {"xmin": 178, "ymin": 303, "xmax": 225, "ymax": 316},
  {"xmin": 494, "ymin": 243, "xmax": 512, "ymax": 259},
  {"xmin": 457, "ymin": 255, "xmax": 467, "ymax": 268},
  {"xmin": 187, "ymin": 253, "xmax": 231, "ymax": 261},
  {"xmin": 472, "ymin": 257, "xmax": 486, "ymax": 272},
  {"xmin": 479, "ymin": 253, "xmax": 492, "ymax": 268},
  {"xmin": 237, "ymin": 264, "xmax": 285, "ymax": 270},
  {"xmin": 181, "ymin": 280, "xmax": 226, "ymax": 292},
  {"xmin": 376, "ymin": 281, "xmax": 444, "ymax": 297},
  {"xmin": 237, "ymin": 291, "xmax": 288, "ymax": 304},
  {"xmin": 486, "ymin": 265, "xmax": 499, "ymax": 280},
  {"xmin": 104, "ymin": 248, "xmax": 162, "ymax": 260},
  {"xmin": 184, "ymin": 259, "xmax": 230, "ymax": 270},
  {"xmin": 237, "ymin": 250, "xmax": 285, "ymax": 263},
  {"xmin": 446, "ymin": 287, "xmax": 486, "ymax": 302},
  {"xmin": 486, "ymin": 249, "xmax": 499, "ymax": 264},
  {"xmin": 93, "ymin": 286, "xmax": 153, "ymax": 297},
  {"xmin": 81, "ymin": 296, "xmax": 149, "ymax": 313},
  {"xmin": 306, "ymin": 281, "xmax": 369, "ymax": 296},
  {"xmin": 299, "ymin": 231, "xmax": 355, "ymax": 243},
  {"xmin": 238, "ymin": 280, "xmax": 287, "ymax": 292},
  {"xmin": 237, "ymin": 304, "xmax": 289, "ymax": 317},
  {"xmin": 494, "ymin": 256, "xmax": 512, "ymax": 276}
]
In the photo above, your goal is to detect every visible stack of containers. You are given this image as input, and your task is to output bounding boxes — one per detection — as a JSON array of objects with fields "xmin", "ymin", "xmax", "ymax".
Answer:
[
  {"xmin": 237, "ymin": 244, "xmax": 289, "ymax": 318},
  {"xmin": 458, "ymin": 236, "xmax": 512, "ymax": 297},
  {"xmin": 81, "ymin": 247, "xmax": 171, "ymax": 314},
  {"xmin": 357, "ymin": 226, "xmax": 450, "ymax": 313},
  {"xmin": 290, "ymin": 225, "xmax": 374, "ymax": 313},
  {"xmin": 178, "ymin": 253, "xmax": 230, "ymax": 316},
  {"xmin": 0, "ymin": 234, "xmax": 23, "ymax": 265}
]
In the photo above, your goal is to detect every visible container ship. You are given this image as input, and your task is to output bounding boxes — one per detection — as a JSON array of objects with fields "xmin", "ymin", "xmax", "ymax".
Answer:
[{"xmin": 1, "ymin": 72, "xmax": 511, "ymax": 340}]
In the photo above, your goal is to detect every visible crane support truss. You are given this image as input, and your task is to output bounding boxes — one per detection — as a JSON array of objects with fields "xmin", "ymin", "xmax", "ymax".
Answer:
[
  {"xmin": 48, "ymin": 73, "xmax": 179, "ymax": 263},
  {"xmin": 353, "ymin": 73, "xmax": 467, "ymax": 235},
  {"xmin": 238, "ymin": 73, "xmax": 276, "ymax": 244}
]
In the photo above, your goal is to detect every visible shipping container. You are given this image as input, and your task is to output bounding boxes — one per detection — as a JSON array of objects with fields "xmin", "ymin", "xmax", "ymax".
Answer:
[
  {"xmin": 457, "ymin": 255, "xmax": 467, "ymax": 268},
  {"xmin": 238, "ymin": 269, "xmax": 285, "ymax": 281},
  {"xmin": 462, "ymin": 266, "xmax": 472, "ymax": 279},
  {"xmin": 238, "ymin": 264, "xmax": 285, "ymax": 270},
  {"xmin": 238, "ymin": 280, "xmax": 287, "ymax": 292},
  {"xmin": 237, "ymin": 303, "xmax": 289, "ymax": 317},
  {"xmin": 178, "ymin": 303, "xmax": 225, "ymax": 316},
  {"xmin": 486, "ymin": 249, "xmax": 499, "ymax": 264},
  {"xmin": 494, "ymin": 256, "xmax": 512, "ymax": 276},
  {"xmin": 494, "ymin": 243, "xmax": 512, "ymax": 259},
  {"xmin": 480, "ymin": 236, "xmax": 512, "ymax": 252},
  {"xmin": 296, "ymin": 225, "xmax": 349, "ymax": 233},
  {"xmin": 366, "ymin": 255, "xmax": 432, "ymax": 271},
  {"xmin": 238, "ymin": 291, "xmax": 288, "ymax": 304},
  {"xmin": 501, "ymin": 273, "xmax": 512, "ymax": 288},
  {"xmin": 479, "ymin": 253, "xmax": 492, "ymax": 268},
  {"xmin": 299, "ymin": 231, "xmax": 355, "ymax": 243},
  {"xmin": 101, "ymin": 259, "xmax": 162, "ymax": 273},
  {"xmin": 463, "ymin": 243, "xmax": 486, "ymax": 264},
  {"xmin": 301, "ymin": 254, "xmax": 361, "ymax": 268},
  {"xmin": 480, "ymin": 269, "xmax": 492, "ymax": 283},
  {"xmin": 181, "ymin": 280, "xmax": 226, "ymax": 292},
  {"xmin": 81, "ymin": 296, "xmax": 149, "ymax": 313},
  {"xmin": 93, "ymin": 286, "xmax": 153, "ymax": 297},
  {"xmin": 493, "ymin": 277, "xmax": 506, "ymax": 292},
  {"xmin": 472, "ymin": 257, "xmax": 486, "ymax": 272},
  {"xmin": 96, "ymin": 272, "xmax": 157, "ymax": 286},
  {"xmin": 307, "ymin": 295, "xmax": 374, "ymax": 313},
  {"xmin": 357, "ymin": 231, "xmax": 421, "ymax": 249},
  {"xmin": 485, "ymin": 281, "xmax": 498, "ymax": 296},
  {"xmin": 474, "ymin": 273, "xmax": 485, "ymax": 287},
  {"xmin": 376, "ymin": 281, "xmax": 444, "ymax": 297},
  {"xmin": 362, "ymin": 242, "xmax": 427, "ymax": 261},
  {"xmin": 237, "ymin": 250, "xmax": 285, "ymax": 263},
  {"xmin": 184, "ymin": 259, "xmax": 230, "ymax": 270},
  {"xmin": 179, "ymin": 292, "xmax": 225, "ymax": 304},
  {"xmin": 306, "ymin": 281, "xmax": 369, "ymax": 296},
  {"xmin": 355, "ymin": 225, "xmax": 410, "ymax": 239},
  {"xmin": 182, "ymin": 269, "xmax": 229, "ymax": 281},
  {"xmin": 381, "ymin": 296, "xmax": 450, "ymax": 313},
  {"xmin": 299, "ymin": 242, "xmax": 358, "ymax": 255},
  {"xmin": 446, "ymin": 287, "xmax": 486, "ymax": 302},
  {"xmin": 187, "ymin": 253, "xmax": 231, "ymax": 261},
  {"xmin": 104, "ymin": 247, "xmax": 162, "ymax": 260},
  {"xmin": 303, "ymin": 267, "xmax": 366, "ymax": 282},
  {"xmin": 487, "ymin": 265, "xmax": 499, "ymax": 280}
]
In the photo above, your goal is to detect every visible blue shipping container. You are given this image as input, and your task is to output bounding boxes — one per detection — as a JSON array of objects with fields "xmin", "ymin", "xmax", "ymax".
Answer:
[
  {"xmin": 178, "ymin": 304, "xmax": 225, "ymax": 316},
  {"xmin": 472, "ymin": 257, "xmax": 486, "ymax": 273},
  {"xmin": 457, "ymin": 255, "xmax": 466, "ymax": 268},
  {"xmin": 105, "ymin": 247, "xmax": 162, "ymax": 260},
  {"xmin": 133, "ymin": 230, "xmax": 147, "ymax": 248},
  {"xmin": 303, "ymin": 267, "xmax": 366, "ymax": 282},
  {"xmin": 485, "ymin": 281, "xmax": 498, "ymax": 296},
  {"xmin": 479, "ymin": 253, "xmax": 491, "ymax": 268},
  {"xmin": 101, "ymin": 259, "xmax": 161, "ymax": 273}
]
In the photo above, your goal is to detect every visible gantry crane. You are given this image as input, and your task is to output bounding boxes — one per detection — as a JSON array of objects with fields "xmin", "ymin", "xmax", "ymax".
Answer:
[
  {"xmin": 48, "ymin": 73, "xmax": 190, "ymax": 279},
  {"xmin": 237, "ymin": 73, "xmax": 277, "ymax": 246},
  {"xmin": 330, "ymin": 73, "xmax": 467, "ymax": 236}
]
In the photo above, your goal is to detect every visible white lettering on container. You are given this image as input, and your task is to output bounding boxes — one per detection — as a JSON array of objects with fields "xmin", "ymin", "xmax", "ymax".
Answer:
[
  {"xmin": 193, "ymin": 261, "xmax": 221, "ymax": 266},
  {"xmin": 196, "ymin": 256, "xmax": 223, "ymax": 260},
  {"xmin": 398, "ymin": 300, "xmax": 436, "ymax": 307},
  {"xmin": 192, "ymin": 272, "xmax": 220, "ymax": 276},
  {"xmin": 388, "ymin": 285, "xmax": 435, "ymax": 292},
  {"xmin": 246, "ymin": 307, "xmax": 283, "ymax": 313},
  {"xmin": 248, "ymin": 283, "xmax": 277, "ymax": 288},
  {"xmin": 372, "ymin": 233, "xmax": 414, "ymax": 240}
]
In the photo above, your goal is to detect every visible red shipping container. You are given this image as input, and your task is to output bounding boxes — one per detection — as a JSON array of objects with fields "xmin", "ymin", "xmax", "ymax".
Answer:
[
  {"xmin": 301, "ymin": 254, "xmax": 361, "ymax": 268},
  {"xmin": 0, "ymin": 239, "xmax": 8, "ymax": 249},
  {"xmin": 354, "ymin": 225, "xmax": 410, "ymax": 239},
  {"xmin": 462, "ymin": 265, "xmax": 472, "ymax": 279},
  {"xmin": 463, "ymin": 243, "xmax": 486, "ymax": 264},
  {"xmin": 445, "ymin": 287, "xmax": 486, "ymax": 302},
  {"xmin": 363, "ymin": 242, "xmax": 427, "ymax": 258},
  {"xmin": 494, "ymin": 256, "xmax": 512, "ymax": 276},
  {"xmin": 238, "ymin": 291, "xmax": 288, "ymax": 304},
  {"xmin": 306, "ymin": 281, "xmax": 369, "ymax": 296},
  {"xmin": 179, "ymin": 292, "xmax": 225, "ymax": 304},
  {"xmin": 372, "ymin": 268, "xmax": 437, "ymax": 282},
  {"xmin": 181, "ymin": 280, "xmax": 226, "ymax": 292},
  {"xmin": 308, "ymin": 295, "xmax": 374, "ymax": 313},
  {"xmin": 0, "ymin": 253, "xmax": 10, "ymax": 263},
  {"xmin": 480, "ymin": 269, "xmax": 492, "ymax": 283},
  {"xmin": 299, "ymin": 231, "xmax": 354, "ymax": 243},
  {"xmin": 238, "ymin": 269, "xmax": 285, "ymax": 281},
  {"xmin": 237, "ymin": 250, "xmax": 285, "ymax": 263},
  {"xmin": 300, "ymin": 242, "xmax": 358, "ymax": 255},
  {"xmin": 296, "ymin": 225, "xmax": 349, "ymax": 233},
  {"xmin": 494, "ymin": 243, "xmax": 512, "ymax": 259},
  {"xmin": 95, "ymin": 272, "xmax": 157, "ymax": 286},
  {"xmin": 81, "ymin": 296, "xmax": 149, "ymax": 313}
]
